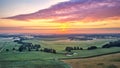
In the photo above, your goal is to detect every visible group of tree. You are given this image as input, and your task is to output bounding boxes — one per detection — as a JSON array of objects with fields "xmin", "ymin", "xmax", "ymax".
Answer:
[
  {"xmin": 18, "ymin": 43, "xmax": 41, "ymax": 52},
  {"xmin": 14, "ymin": 39, "xmax": 57, "ymax": 54},
  {"xmin": 102, "ymin": 40, "xmax": 120, "ymax": 48},
  {"xmin": 87, "ymin": 46, "xmax": 97, "ymax": 50},
  {"xmin": 14, "ymin": 39, "xmax": 41, "ymax": 52},
  {"xmin": 65, "ymin": 46, "xmax": 83, "ymax": 52},
  {"xmin": 41, "ymin": 48, "xmax": 56, "ymax": 54},
  {"xmin": 65, "ymin": 46, "xmax": 99, "ymax": 52},
  {"xmin": 65, "ymin": 40, "xmax": 120, "ymax": 52}
]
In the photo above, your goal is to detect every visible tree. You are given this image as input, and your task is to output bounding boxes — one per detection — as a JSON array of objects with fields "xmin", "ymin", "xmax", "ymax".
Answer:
[
  {"xmin": 43, "ymin": 48, "xmax": 56, "ymax": 54},
  {"xmin": 34, "ymin": 44, "xmax": 41, "ymax": 48},
  {"xmin": 102, "ymin": 40, "xmax": 120, "ymax": 48},
  {"xmin": 102, "ymin": 44, "xmax": 111, "ymax": 48},
  {"xmin": 74, "ymin": 47, "xmax": 77, "ymax": 50},
  {"xmin": 18, "ymin": 45, "xmax": 26, "ymax": 52},
  {"xmin": 52, "ymin": 49, "xmax": 56, "ymax": 54},
  {"xmin": 28, "ymin": 47, "xmax": 31, "ymax": 51},
  {"xmin": 79, "ymin": 47, "xmax": 83, "ymax": 50},
  {"xmin": 77, "ymin": 46, "xmax": 79, "ymax": 50},
  {"xmin": 12, "ymin": 48, "xmax": 16, "ymax": 50},
  {"xmin": 36, "ymin": 48, "xmax": 39, "ymax": 51},
  {"xmin": 65, "ymin": 47, "xmax": 73, "ymax": 52},
  {"xmin": 87, "ymin": 46, "xmax": 97, "ymax": 50},
  {"xmin": 6, "ymin": 49, "xmax": 9, "ymax": 51}
]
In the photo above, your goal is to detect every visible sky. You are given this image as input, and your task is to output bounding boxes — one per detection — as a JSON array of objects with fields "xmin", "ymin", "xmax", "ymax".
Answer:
[{"xmin": 0, "ymin": 0, "xmax": 120, "ymax": 34}]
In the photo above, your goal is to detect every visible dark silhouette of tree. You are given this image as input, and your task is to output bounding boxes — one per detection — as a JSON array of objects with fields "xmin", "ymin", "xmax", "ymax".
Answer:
[
  {"xmin": 87, "ymin": 46, "xmax": 97, "ymax": 50},
  {"xmin": 77, "ymin": 46, "xmax": 79, "ymax": 50},
  {"xmin": 18, "ymin": 45, "xmax": 26, "ymax": 52},
  {"xmin": 40, "ymin": 49, "xmax": 43, "ymax": 51},
  {"xmin": 102, "ymin": 40, "xmax": 120, "ymax": 48},
  {"xmin": 65, "ymin": 47, "xmax": 73, "ymax": 52},
  {"xmin": 79, "ymin": 47, "xmax": 83, "ymax": 50},
  {"xmin": 74, "ymin": 47, "xmax": 77, "ymax": 50},
  {"xmin": 12, "ymin": 48, "xmax": 16, "ymax": 50},
  {"xmin": 34, "ymin": 44, "xmax": 41, "ymax": 48},
  {"xmin": 43, "ymin": 48, "xmax": 56, "ymax": 54},
  {"xmin": 28, "ymin": 47, "xmax": 31, "ymax": 51},
  {"xmin": 36, "ymin": 48, "xmax": 39, "ymax": 51},
  {"xmin": 6, "ymin": 49, "xmax": 9, "ymax": 51},
  {"xmin": 102, "ymin": 44, "xmax": 111, "ymax": 48},
  {"xmin": 52, "ymin": 49, "xmax": 56, "ymax": 54}
]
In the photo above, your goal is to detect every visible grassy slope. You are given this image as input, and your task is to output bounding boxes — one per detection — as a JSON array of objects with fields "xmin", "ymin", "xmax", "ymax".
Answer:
[
  {"xmin": 72, "ymin": 47, "xmax": 120, "ymax": 58},
  {"xmin": 0, "ymin": 38, "xmax": 70, "ymax": 68},
  {"xmin": 63, "ymin": 53, "xmax": 120, "ymax": 68},
  {"xmin": 0, "ymin": 59, "xmax": 71, "ymax": 68},
  {"xmin": 0, "ymin": 38, "xmax": 120, "ymax": 68},
  {"xmin": 0, "ymin": 38, "xmax": 120, "ymax": 60}
]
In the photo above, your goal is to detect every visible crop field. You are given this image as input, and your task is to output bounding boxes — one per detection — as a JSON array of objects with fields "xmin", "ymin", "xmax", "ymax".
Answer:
[{"xmin": 0, "ymin": 37, "xmax": 120, "ymax": 68}]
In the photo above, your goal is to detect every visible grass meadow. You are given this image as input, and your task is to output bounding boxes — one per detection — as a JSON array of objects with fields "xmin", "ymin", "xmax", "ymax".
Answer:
[{"xmin": 0, "ymin": 37, "xmax": 120, "ymax": 68}]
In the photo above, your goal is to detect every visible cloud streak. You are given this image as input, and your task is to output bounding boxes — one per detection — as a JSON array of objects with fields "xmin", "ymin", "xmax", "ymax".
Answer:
[{"xmin": 5, "ymin": 0, "xmax": 120, "ymax": 23}]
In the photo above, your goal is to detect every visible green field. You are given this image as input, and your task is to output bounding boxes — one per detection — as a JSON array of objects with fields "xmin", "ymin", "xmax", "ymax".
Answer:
[
  {"xmin": 0, "ymin": 59, "xmax": 71, "ymax": 68},
  {"xmin": 23, "ymin": 38, "xmax": 117, "ymax": 51},
  {"xmin": 0, "ymin": 38, "xmax": 71, "ymax": 68},
  {"xmin": 0, "ymin": 37, "xmax": 120, "ymax": 68}
]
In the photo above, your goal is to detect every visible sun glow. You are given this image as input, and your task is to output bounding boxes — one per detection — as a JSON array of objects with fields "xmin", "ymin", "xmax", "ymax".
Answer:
[{"xmin": 59, "ymin": 23, "xmax": 70, "ymax": 33}]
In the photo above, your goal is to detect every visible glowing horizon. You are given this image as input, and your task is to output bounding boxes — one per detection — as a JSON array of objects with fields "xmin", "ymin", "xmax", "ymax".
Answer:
[{"xmin": 0, "ymin": 0, "xmax": 120, "ymax": 34}]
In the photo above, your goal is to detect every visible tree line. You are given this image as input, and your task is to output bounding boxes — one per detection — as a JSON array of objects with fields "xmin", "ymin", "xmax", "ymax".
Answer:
[
  {"xmin": 65, "ymin": 46, "xmax": 83, "ymax": 52},
  {"xmin": 65, "ymin": 40, "xmax": 120, "ymax": 52},
  {"xmin": 41, "ymin": 48, "xmax": 56, "ymax": 54},
  {"xmin": 102, "ymin": 40, "xmax": 120, "ymax": 48},
  {"xmin": 18, "ymin": 43, "xmax": 41, "ymax": 52}
]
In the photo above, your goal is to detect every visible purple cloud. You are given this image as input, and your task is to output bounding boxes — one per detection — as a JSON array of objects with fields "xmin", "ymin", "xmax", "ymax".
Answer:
[{"xmin": 5, "ymin": 0, "xmax": 120, "ymax": 22}]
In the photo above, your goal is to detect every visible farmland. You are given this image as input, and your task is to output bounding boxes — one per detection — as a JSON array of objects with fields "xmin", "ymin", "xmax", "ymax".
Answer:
[
  {"xmin": 0, "ymin": 34, "xmax": 120, "ymax": 68},
  {"xmin": 23, "ymin": 38, "xmax": 118, "ymax": 51},
  {"xmin": 63, "ymin": 53, "xmax": 120, "ymax": 68},
  {"xmin": 0, "ymin": 38, "xmax": 70, "ymax": 68}
]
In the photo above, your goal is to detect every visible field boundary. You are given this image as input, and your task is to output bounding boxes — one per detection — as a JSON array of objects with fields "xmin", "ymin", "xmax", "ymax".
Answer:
[{"xmin": 59, "ymin": 51, "xmax": 120, "ymax": 60}]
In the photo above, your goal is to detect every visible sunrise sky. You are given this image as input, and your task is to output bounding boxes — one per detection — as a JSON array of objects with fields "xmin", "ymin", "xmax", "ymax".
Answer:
[{"xmin": 0, "ymin": 0, "xmax": 120, "ymax": 34}]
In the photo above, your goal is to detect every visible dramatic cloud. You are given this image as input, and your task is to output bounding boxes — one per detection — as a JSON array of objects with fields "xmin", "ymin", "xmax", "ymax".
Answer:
[{"xmin": 5, "ymin": 0, "xmax": 120, "ymax": 23}]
